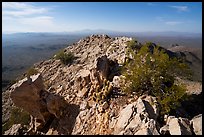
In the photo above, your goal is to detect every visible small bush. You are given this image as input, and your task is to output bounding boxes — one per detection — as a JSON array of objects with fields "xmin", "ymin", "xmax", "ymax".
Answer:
[
  {"xmin": 2, "ymin": 106, "xmax": 30, "ymax": 133},
  {"xmin": 126, "ymin": 39, "xmax": 142, "ymax": 52},
  {"xmin": 127, "ymin": 39, "xmax": 137, "ymax": 49},
  {"xmin": 26, "ymin": 67, "xmax": 38, "ymax": 77},
  {"xmin": 55, "ymin": 50, "xmax": 75, "ymax": 65},
  {"xmin": 122, "ymin": 42, "xmax": 192, "ymax": 115}
]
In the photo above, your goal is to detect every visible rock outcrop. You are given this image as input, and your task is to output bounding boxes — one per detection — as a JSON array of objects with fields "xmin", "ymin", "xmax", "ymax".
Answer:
[
  {"xmin": 159, "ymin": 114, "xmax": 203, "ymax": 135},
  {"xmin": 191, "ymin": 114, "xmax": 202, "ymax": 135},
  {"xmin": 113, "ymin": 95, "xmax": 160, "ymax": 135},
  {"xmin": 9, "ymin": 73, "xmax": 68, "ymax": 133}
]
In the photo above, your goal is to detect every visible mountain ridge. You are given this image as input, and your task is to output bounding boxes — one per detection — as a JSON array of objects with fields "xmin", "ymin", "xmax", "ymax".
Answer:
[{"xmin": 2, "ymin": 34, "xmax": 202, "ymax": 135}]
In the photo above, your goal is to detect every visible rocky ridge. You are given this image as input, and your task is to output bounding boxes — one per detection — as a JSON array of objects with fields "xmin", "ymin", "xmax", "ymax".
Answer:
[{"xmin": 2, "ymin": 34, "xmax": 202, "ymax": 135}]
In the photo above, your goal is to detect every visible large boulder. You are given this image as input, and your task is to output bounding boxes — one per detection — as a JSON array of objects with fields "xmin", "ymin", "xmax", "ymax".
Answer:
[
  {"xmin": 10, "ymin": 73, "xmax": 67, "ymax": 132},
  {"xmin": 162, "ymin": 116, "xmax": 192, "ymax": 135},
  {"xmin": 10, "ymin": 74, "xmax": 47, "ymax": 122},
  {"xmin": 96, "ymin": 55, "xmax": 109, "ymax": 79},
  {"xmin": 113, "ymin": 96, "xmax": 160, "ymax": 135},
  {"xmin": 191, "ymin": 114, "xmax": 202, "ymax": 135},
  {"xmin": 114, "ymin": 103, "xmax": 135, "ymax": 133}
]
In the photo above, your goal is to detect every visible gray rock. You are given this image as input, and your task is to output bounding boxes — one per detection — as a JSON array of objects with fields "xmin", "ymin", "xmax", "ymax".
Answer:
[
  {"xmin": 168, "ymin": 118, "xmax": 182, "ymax": 135},
  {"xmin": 125, "ymin": 113, "xmax": 142, "ymax": 132},
  {"xmin": 96, "ymin": 55, "xmax": 109, "ymax": 79},
  {"xmin": 10, "ymin": 73, "xmax": 68, "ymax": 133},
  {"xmin": 191, "ymin": 114, "xmax": 202, "ymax": 135},
  {"xmin": 114, "ymin": 104, "xmax": 134, "ymax": 133},
  {"xmin": 144, "ymin": 119, "xmax": 160, "ymax": 135},
  {"xmin": 168, "ymin": 117, "xmax": 192, "ymax": 135},
  {"xmin": 160, "ymin": 125, "xmax": 169, "ymax": 135},
  {"xmin": 114, "ymin": 96, "xmax": 160, "ymax": 135},
  {"xmin": 143, "ymin": 96, "xmax": 159, "ymax": 120},
  {"xmin": 178, "ymin": 117, "xmax": 192, "ymax": 135},
  {"xmin": 10, "ymin": 73, "xmax": 47, "ymax": 122},
  {"xmin": 136, "ymin": 97, "xmax": 146, "ymax": 114}
]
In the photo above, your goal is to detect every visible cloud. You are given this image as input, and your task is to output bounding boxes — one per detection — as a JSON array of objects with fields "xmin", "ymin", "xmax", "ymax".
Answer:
[
  {"xmin": 156, "ymin": 16, "xmax": 183, "ymax": 26},
  {"xmin": 3, "ymin": 9, "xmax": 48, "ymax": 17},
  {"xmin": 2, "ymin": 2, "xmax": 60, "ymax": 32},
  {"xmin": 170, "ymin": 5, "xmax": 189, "ymax": 12},
  {"xmin": 2, "ymin": 2, "xmax": 32, "ymax": 9},
  {"xmin": 20, "ymin": 16, "xmax": 54, "ymax": 26},
  {"xmin": 2, "ymin": 2, "xmax": 49, "ymax": 17},
  {"xmin": 165, "ymin": 21, "xmax": 183, "ymax": 25}
]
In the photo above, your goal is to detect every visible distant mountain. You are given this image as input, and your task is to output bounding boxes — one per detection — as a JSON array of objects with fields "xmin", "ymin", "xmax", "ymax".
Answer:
[
  {"xmin": 4, "ymin": 30, "xmax": 201, "ymax": 38},
  {"xmin": 65, "ymin": 30, "xmax": 202, "ymax": 38},
  {"xmin": 2, "ymin": 32, "xmax": 85, "ymax": 47}
]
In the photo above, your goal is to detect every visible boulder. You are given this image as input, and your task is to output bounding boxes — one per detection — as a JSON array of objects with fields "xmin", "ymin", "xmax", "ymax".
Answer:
[
  {"xmin": 10, "ymin": 73, "xmax": 68, "ymax": 132},
  {"xmin": 114, "ymin": 96, "xmax": 160, "ymax": 135},
  {"xmin": 114, "ymin": 103, "xmax": 134, "ymax": 133},
  {"xmin": 191, "ymin": 114, "xmax": 202, "ymax": 135},
  {"xmin": 143, "ymin": 119, "xmax": 160, "ymax": 135},
  {"xmin": 142, "ymin": 96, "xmax": 159, "ymax": 120},
  {"xmin": 10, "ymin": 74, "xmax": 47, "ymax": 122},
  {"xmin": 168, "ymin": 118, "xmax": 181, "ymax": 135},
  {"xmin": 46, "ymin": 94, "xmax": 67, "ymax": 118},
  {"xmin": 168, "ymin": 117, "xmax": 192, "ymax": 135},
  {"xmin": 96, "ymin": 55, "xmax": 110, "ymax": 79},
  {"xmin": 178, "ymin": 117, "xmax": 192, "ymax": 135}
]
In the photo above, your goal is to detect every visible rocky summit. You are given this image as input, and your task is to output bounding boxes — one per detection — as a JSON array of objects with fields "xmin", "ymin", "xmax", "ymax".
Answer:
[{"xmin": 2, "ymin": 34, "xmax": 202, "ymax": 135}]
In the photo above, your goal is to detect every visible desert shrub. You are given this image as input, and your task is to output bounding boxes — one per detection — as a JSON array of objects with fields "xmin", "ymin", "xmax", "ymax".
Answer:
[
  {"xmin": 122, "ymin": 42, "xmax": 192, "ymax": 115},
  {"xmin": 55, "ymin": 50, "xmax": 75, "ymax": 65},
  {"xmin": 127, "ymin": 39, "xmax": 137, "ymax": 50},
  {"xmin": 2, "ymin": 106, "xmax": 30, "ymax": 133},
  {"xmin": 26, "ymin": 67, "xmax": 38, "ymax": 77}
]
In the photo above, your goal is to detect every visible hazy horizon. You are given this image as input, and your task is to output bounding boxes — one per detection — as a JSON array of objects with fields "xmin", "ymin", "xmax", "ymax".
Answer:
[{"xmin": 2, "ymin": 30, "xmax": 202, "ymax": 34}]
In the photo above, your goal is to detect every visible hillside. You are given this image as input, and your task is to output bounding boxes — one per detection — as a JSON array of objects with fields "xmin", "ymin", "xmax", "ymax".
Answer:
[
  {"xmin": 2, "ymin": 33, "xmax": 84, "ymax": 92},
  {"xmin": 2, "ymin": 34, "xmax": 202, "ymax": 135}
]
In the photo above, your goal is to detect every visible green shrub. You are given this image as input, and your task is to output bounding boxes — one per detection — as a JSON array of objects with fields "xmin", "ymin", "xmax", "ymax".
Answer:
[
  {"xmin": 55, "ymin": 50, "xmax": 75, "ymax": 65},
  {"xmin": 127, "ymin": 39, "xmax": 138, "ymax": 50},
  {"xmin": 2, "ymin": 106, "xmax": 30, "ymax": 133},
  {"xmin": 26, "ymin": 67, "xmax": 38, "ymax": 77},
  {"xmin": 122, "ymin": 42, "xmax": 192, "ymax": 115}
]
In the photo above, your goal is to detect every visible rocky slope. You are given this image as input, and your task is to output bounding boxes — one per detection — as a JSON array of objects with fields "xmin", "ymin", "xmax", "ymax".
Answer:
[
  {"xmin": 168, "ymin": 45, "xmax": 202, "ymax": 82},
  {"xmin": 2, "ymin": 34, "xmax": 202, "ymax": 135}
]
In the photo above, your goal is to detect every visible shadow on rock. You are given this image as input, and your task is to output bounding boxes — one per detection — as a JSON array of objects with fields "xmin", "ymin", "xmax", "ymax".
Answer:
[
  {"xmin": 169, "ymin": 92, "xmax": 202, "ymax": 119},
  {"xmin": 48, "ymin": 103, "xmax": 80, "ymax": 135},
  {"xmin": 8, "ymin": 73, "xmax": 80, "ymax": 135}
]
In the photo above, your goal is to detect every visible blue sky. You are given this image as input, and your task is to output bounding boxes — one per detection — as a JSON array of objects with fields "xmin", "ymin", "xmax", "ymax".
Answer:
[{"xmin": 2, "ymin": 2, "xmax": 202, "ymax": 33}]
